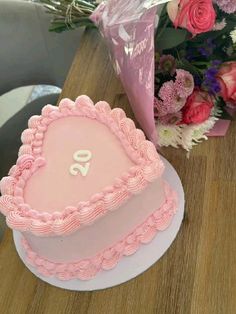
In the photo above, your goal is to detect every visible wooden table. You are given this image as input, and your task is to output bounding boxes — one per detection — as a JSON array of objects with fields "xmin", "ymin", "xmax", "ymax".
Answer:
[{"xmin": 1, "ymin": 29, "xmax": 236, "ymax": 314}]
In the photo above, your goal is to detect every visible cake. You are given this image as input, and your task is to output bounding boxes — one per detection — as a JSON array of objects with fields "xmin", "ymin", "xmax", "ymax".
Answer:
[{"xmin": 0, "ymin": 96, "xmax": 177, "ymax": 281}]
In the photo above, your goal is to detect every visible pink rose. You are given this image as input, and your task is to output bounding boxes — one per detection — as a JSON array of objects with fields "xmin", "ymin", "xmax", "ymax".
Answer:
[
  {"xmin": 217, "ymin": 62, "xmax": 236, "ymax": 106},
  {"xmin": 167, "ymin": 0, "xmax": 216, "ymax": 35},
  {"xmin": 182, "ymin": 89, "xmax": 213, "ymax": 124}
]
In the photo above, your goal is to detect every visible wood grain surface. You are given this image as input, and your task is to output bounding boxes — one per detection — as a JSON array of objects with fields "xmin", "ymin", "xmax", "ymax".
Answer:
[{"xmin": 0, "ymin": 29, "xmax": 236, "ymax": 314}]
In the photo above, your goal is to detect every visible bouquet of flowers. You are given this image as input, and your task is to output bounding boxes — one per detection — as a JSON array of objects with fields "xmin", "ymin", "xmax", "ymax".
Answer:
[
  {"xmin": 40, "ymin": 0, "xmax": 236, "ymax": 151},
  {"xmin": 153, "ymin": 0, "xmax": 236, "ymax": 150}
]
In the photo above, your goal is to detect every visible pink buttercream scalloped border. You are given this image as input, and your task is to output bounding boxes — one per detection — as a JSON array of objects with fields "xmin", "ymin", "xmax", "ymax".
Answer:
[
  {"xmin": 0, "ymin": 96, "xmax": 164, "ymax": 236},
  {"xmin": 21, "ymin": 182, "xmax": 178, "ymax": 281}
]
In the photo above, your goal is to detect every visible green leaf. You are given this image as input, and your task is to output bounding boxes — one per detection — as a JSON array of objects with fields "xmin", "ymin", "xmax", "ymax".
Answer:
[
  {"xmin": 156, "ymin": 28, "xmax": 189, "ymax": 50},
  {"xmin": 216, "ymin": 97, "xmax": 234, "ymax": 121},
  {"xmin": 177, "ymin": 59, "xmax": 203, "ymax": 78},
  {"xmin": 219, "ymin": 107, "xmax": 234, "ymax": 120},
  {"xmin": 193, "ymin": 20, "xmax": 236, "ymax": 43}
]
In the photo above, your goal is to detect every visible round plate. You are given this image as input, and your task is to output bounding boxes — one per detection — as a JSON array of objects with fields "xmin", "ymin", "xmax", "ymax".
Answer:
[{"xmin": 13, "ymin": 156, "xmax": 184, "ymax": 291}]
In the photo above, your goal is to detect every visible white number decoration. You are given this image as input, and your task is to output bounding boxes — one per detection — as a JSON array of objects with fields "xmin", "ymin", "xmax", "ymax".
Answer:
[{"xmin": 69, "ymin": 150, "xmax": 92, "ymax": 177}]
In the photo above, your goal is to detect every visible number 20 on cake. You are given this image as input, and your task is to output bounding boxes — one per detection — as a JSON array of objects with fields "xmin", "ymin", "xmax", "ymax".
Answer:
[{"xmin": 0, "ymin": 96, "xmax": 177, "ymax": 281}]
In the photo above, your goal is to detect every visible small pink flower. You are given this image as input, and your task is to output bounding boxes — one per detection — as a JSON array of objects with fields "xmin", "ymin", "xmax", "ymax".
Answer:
[
  {"xmin": 159, "ymin": 81, "xmax": 176, "ymax": 102},
  {"xmin": 213, "ymin": 18, "xmax": 226, "ymax": 31},
  {"xmin": 154, "ymin": 97, "xmax": 165, "ymax": 118},
  {"xmin": 154, "ymin": 96, "xmax": 182, "ymax": 118},
  {"xmin": 214, "ymin": 0, "xmax": 236, "ymax": 14},
  {"xmin": 159, "ymin": 55, "xmax": 176, "ymax": 76},
  {"xmin": 159, "ymin": 112, "xmax": 183, "ymax": 125},
  {"xmin": 174, "ymin": 69, "xmax": 194, "ymax": 98},
  {"xmin": 174, "ymin": 94, "xmax": 187, "ymax": 112},
  {"xmin": 158, "ymin": 81, "xmax": 186, "ymax": 115}
]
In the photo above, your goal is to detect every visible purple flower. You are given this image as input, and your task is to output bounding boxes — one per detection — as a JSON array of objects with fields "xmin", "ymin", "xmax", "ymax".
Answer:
[
  {"xmin": 205, "ymin": 68, "xmax": 218, "ymax": 78},
  {"xmin": 212, "ymin": 60, "xmax": 221, "ymax": 67},
  {"xmin": 207, "ymin": 38, "xmax": 216, "ymax": 48},
  {"xmin": 198, "ymin": 47, "xmax": 211, "ymax": 57},
  {"xmin": 186, "ymin": 48, "xmax": 195, "ymax": 61},
  {"xmin": 203, "ymin": 61, "xmax": 221, "ymax": 94},
  {"xmin": 198, "ymin": 39, "xmax": 216, "ymax": 58}
]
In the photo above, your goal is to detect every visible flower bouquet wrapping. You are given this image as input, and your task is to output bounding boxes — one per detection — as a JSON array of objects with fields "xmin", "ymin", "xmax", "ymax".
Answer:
[
  {"xmin": 41, "ymin": 0, "xmax": 236, "ymax": 151},
  {"xmin": 90, "ymin": 0, "xmax": 171, "ymax": 143}
]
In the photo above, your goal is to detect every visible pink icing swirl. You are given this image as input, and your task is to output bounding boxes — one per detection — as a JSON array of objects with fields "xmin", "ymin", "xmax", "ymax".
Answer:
[
  {"xmin": 0, "ymin": 195, "xmax": 17, "ymax": 215},
  {"xmin": 28, "ymin": 115, "xmax": 42, "ymax": 128},
  {"xmin": 21, "ymin": 129, "xmax": 35, "ymax": 144},
  {"xmin": 21, "ymin": 182, "xmax": 178, "ymax": 280},
  {"xmin": 17, "ymin": 155, "xmax": 35, "ymax": 170},
  {"xmin": 8, "ymin": 165, "xmax": 22, "ymax": 178},
  {"xmin": 41, "ymin": 104, "xmax": 58, "ymax": 117},
  {"xmin": 110, "ymin": 108, "xmax": 126, "ymax": 122},
  {"xmin": 75, "ymin": 95, "xmax": 94, "ymax": 109},
  {"xmin": 0, "ymin": 177, "xmax": 16, "ymax": 196},
  {"xmin": 95, "ymin": 101, "xmax": 112, "ymax": 114},
  {"xmin": 0, "ymin": 95, "xmax": 165, "ymax": 236},
  {"xmin": 18, "ymin": 145, "xmax": 33, "ymax": 156}
]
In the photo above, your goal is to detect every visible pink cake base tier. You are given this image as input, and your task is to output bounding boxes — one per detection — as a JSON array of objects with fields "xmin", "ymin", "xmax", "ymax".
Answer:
[{"xmin": 21, "ymin": 183, "xmax": 177, "ymax": 281}]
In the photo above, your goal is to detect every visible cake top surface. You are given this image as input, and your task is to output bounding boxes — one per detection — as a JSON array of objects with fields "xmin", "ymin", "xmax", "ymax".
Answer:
[
  {"xmin": 0, "ymin": 96, "xmax": 164, "ymax": 236},
  {"xmin": 24, "ymin": 116, "xmax": 134, "ymax": 213}
]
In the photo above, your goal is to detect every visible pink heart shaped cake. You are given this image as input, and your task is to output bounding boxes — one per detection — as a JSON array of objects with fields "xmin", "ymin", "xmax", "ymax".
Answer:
[{"xmin": 0, "ymin": 96, "xmax": 177, "ymax": 280}]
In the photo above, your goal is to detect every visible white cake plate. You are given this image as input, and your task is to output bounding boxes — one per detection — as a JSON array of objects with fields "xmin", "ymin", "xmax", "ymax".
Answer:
[{"xmin": 13, "ymin": 156, "xmax": 184, "ymax": 291}]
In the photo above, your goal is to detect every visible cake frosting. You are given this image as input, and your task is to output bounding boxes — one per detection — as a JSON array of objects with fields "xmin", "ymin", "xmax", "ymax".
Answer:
[{"xmin": 0, "ymin": 96, "xmax": 178, "ymax": 280}]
